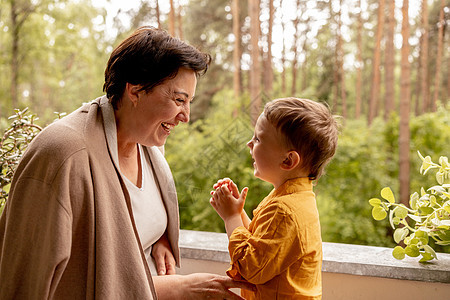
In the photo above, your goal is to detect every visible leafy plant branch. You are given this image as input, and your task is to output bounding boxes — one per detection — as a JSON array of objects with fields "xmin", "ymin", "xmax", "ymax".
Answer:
[
  {"xmin": 369, "ymin": 151, "xmax": 450, "ymax": 262},
  {"xmin": 1, "ymin": 108, "xmax": 42, "ymax": 209}
]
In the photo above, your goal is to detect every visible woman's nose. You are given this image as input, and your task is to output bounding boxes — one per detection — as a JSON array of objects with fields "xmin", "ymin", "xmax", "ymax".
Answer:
[
  {"xmin": 247, "ymin": 140, "xmax": 252, "ymax": 149},
  {"xmin": 177, "ymin": 104, "xmax": 190, "ymax": 123}
]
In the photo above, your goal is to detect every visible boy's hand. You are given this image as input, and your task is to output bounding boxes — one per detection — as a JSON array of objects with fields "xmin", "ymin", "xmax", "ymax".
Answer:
[{"xmin": 210, "ymin": 179, "xmax": 248, "ymax": 222}]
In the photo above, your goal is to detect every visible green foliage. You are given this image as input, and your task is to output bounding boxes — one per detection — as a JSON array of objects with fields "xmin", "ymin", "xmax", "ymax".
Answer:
[
  {"xmin": 165, "ymin": 89, "xmax": 272, "ymax": 232},
  {"xmin": 370, "ymin": 153, "xmax": 450, "ymax": 262},
  {"xmin": 0, "ymin": 0, "xmax": 106, "ymax": 123},
  {"xmin": 316, "ymin": 117, "xmax": 397, "ymax": 247},
  {"xmin": 1, "ymin": 96, "xmax": 449, "ymax": 255},
  {"xmin": 0, "ymin": 108, "xmax": 42, "ymax": 213},
  {"xmin": 307, "ymin": 108, "xmax": 450, "ymax": 248},
  {"xmin": 167, "ymin": 94, "xmax": 450, "ymax": 252}
]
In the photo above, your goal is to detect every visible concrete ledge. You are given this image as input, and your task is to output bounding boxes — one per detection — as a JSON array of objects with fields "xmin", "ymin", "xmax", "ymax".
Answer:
[{"xmin": 180, "ymin": 229, "xmax": 450, "ymax": 283}]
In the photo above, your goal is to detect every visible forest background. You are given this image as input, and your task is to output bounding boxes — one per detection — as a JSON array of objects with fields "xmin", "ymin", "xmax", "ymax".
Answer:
[{"xmin": 0, "ymin": 0, "xmax": 449, "ymax": 252}]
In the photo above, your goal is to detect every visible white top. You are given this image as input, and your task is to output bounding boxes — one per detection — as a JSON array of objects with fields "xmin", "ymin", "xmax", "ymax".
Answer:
[
  {"xmin": 123, "ymin": 144, "xmax": 168, "ymax": 275},
  {"xmin": 100, "ymin": 98, "xmax": 172, "ymax": 276}
]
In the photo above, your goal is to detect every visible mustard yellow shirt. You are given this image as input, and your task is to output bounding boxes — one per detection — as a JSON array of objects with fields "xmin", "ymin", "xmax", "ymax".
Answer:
[{"xmin": 227, "ymin": 177, "xmax": 322, "ymax": 299}]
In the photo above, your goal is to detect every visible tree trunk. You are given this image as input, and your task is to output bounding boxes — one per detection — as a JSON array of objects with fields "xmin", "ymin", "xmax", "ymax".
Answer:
[
  {"xmin": 420, "ymin": 0, "xmax": 429, "ymax": 113},
  {"xmin": 169, "ymin": 0, "xmax": 176, "ymax": 36},
  {"xmin": 415, "ymin": 43, "xmax": 422, "ymax": 116},
  {"xmin": 249, "ymin": 0, "xmax": 261, "ymax": 125},
  {"xmin": 368, "ymin": 0, "xmax": 385, "ymax": 125},
  {"xmin": 337, "ymin": 0, "xmax": 347, "ymax": 119},
  {"xmin": 330, "ymin": 0, "xmax": 339, "ymax": 111},
  {"xmin": 432, "ymin": 0, "xmax": 445, "ymax": 109},
  {"xmin": 384, "ymin": 0, "xmax": 395, "ymax": 120},
  {"xmin": 280, "ymin": 0, "xmax": 286, "ymax": 94},
  {"xmin": 177, "ymin": 1, "xmax": 183, "ymax": 39},
  {"xmin": 263, "ymin": 0, "xmax": 274, "ymax": 95},
  {"xmin": 300, "ymin": 30, "xmax": 310, "ymax": 92},
  {"xmin": 301, "ymin": 31, "xmax": 308, "ymax": 92},
  {"xmin": 399, "ymin": 0, "xmax": 411, "ymax": 206},
  {"xmin": 155, "ymin": 0, "xmax": 161, "ymax": 28},
  {"xmin": 10, "ymin": 0, "xmax": 19, "ymax": 110},
  {"xmin": 355, "ymin": 0, "xmax": 363, "ymax": 119},
  {"xmin": 232, "ymin": 0, "xmax": 241, "ymax": 100},
  {"xmin": 291, "ymin": 0, "xmax": 301, "ymax": 96}
]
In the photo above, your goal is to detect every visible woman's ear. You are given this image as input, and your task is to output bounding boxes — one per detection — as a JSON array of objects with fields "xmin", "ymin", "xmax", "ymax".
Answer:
[
  {"xmin": 280, "ymin": 151, "xmax": 301, "ymax": 170},
  {"xmin": 124, "ymin": 83, "xmax": 141, "ymax": 107}
]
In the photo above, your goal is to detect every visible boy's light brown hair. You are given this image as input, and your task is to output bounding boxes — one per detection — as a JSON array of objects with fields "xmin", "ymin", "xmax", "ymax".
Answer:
[{"xmin": 263, "ymin": 97, "xmax": 339, "ymax": 180}]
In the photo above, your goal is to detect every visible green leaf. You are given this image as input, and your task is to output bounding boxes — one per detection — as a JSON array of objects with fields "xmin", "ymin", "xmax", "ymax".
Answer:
[
  {"xmin": 431, "ymin": 218, "xmax": 441, "ymax": 226},
  {"xmin": 440, "ymin": 220, "xmax": 450, "ymax": 226},
  {"xmin": 405, "ymin": 245, "xmax": 420, "ymax": 257},
  {"xmin": 394, "ymin": 206, "xmax": 408, "ymax": 219},
  {"xmin": 372, "ymin": 206, "xmax": 387, "ymax": 221},
  {"xmin": 417, "ymin": 150, "xmax": 425, "ymax": 161},
  {"xmin": 417, "ymin": 228, "xmax": 431, "ymax": 238},
  {"xmin": 369, "ymin": 198, "xmax": 382, "ymax": 207},
  {"xmin": 428, "ymin": 185, "xmax": 446, "ymax": 194},
  {"xmin": 404, "ymin": 236, "xmax": 411, "ymax": 245},
  {"xmin": 430, "ymin": 195, "xmax": 437, "ymax": 207},
  {"xmin": 439, "ymin": 156, "xmax": 449, "ymax": 168},
  {"xmin": 393, "ymin": 227, "xmax": 408, "ymax": 243},
  {"xmin": 419, "ymin": 207, "xmax": 434, "ymax": 215},
  {"xmin": 381, "ymin": 187, "xmax": 395, "ymax": 203},
  {"xmin": 437, "ymin": 225, "xmax": 450, "ymax": 230},
  {"xmin": 410, "ymin": 237, "xmax": 420, "ymax": 245},
  {"xmin": 409, "ymin": 192, "xmax": 419, "ymax": 210},
  {"xmin": 389, "ymin": 209, "xmax": 395, "ymax": 229},
  {"xmin": 392, "ymin": 246, "xmax": 405, "ymax": 260},
  {"xmin": 415, "ymin": 230, "xmax": 427, "ymax": 238},
  {"xmin": 419, "ymin": 237, "xmax": 429, "ymax": 245},
  {"xmin": 419, "ymin": 252, "xmax": 434, "ymax": 262},
  {"xmin": 436, "ymin": 240, "xmax": 450, "ymax": 246},
  {"xmin": 421, "ymin": 187, "xmax": 426, "ymax": 197},
  {"xmin": 408, "ymin": 214, "xmax": 422, "ymax": 222},
  {"xmin": 436, "ymin": 172, "xmax": 444, "ymax": 185},
  {"xmin": 422, "ymin": 245, "xmax": 437, "ymax": 260},
  {"xmin": 392, "ymin": 216, "xmax": 401, "ymax": 226},
  {"xmin": 421, "ymin": 156, "xmax": 434, "ymax": 175}
]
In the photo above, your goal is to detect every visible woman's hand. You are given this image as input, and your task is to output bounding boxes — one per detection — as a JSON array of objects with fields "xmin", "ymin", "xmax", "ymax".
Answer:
[
  {"xmin": 181, "ymin": 273, "xmax": 255, "ymax": 300},
  {"xmin": 153, "ymin": 273, "xmax": 256, "ymax": 300},
  {"xmin": 152, "ymin": 233, "xmax": 176, "ymax": 275}
]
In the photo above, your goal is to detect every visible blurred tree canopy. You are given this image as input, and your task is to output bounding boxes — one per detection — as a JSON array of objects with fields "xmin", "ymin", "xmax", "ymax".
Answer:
[
  {"xmin": 165, "ymin": 90, "xmax": 450, "ymax": 251},
  {"xmin": 0, "ymin": 0, "xmax": 448, "ymax": 250}
]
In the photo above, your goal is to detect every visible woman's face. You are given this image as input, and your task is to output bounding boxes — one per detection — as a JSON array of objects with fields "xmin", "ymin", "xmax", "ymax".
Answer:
[{"xmin": 132, "ymin": 68, "xmax": 197, "ymax": 147}]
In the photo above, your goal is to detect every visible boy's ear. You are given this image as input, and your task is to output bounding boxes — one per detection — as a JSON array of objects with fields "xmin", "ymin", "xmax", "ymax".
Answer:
[
  {"xmin": 124, "ymin": 82, "xmax": 141, "ymax": 107},
  {"xmin": 280, "ymin": 151, "xmax": 301, "ymax": 171}
]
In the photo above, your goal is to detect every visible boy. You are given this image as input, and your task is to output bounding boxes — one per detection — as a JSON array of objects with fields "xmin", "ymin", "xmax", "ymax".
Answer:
[{"xmin": 210, "ymin": 97, "xmax": 339, "ymax": 299}]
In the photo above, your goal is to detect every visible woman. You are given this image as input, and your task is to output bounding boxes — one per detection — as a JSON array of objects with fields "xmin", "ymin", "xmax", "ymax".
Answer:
[{"xmin": 0, "ymin": 27, "xmax": 253, "ymax": 299}]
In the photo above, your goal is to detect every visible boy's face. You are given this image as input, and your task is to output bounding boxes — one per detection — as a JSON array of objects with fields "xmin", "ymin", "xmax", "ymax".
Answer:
[{"xmin": 247, "ymin": 114, "xmax": 288, "ymax": 188}]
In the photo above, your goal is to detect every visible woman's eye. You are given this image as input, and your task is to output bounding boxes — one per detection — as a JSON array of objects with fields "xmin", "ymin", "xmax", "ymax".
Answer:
[{"xmin": 175, "ymin": 98, "xmax": 185, "ymax": 104}]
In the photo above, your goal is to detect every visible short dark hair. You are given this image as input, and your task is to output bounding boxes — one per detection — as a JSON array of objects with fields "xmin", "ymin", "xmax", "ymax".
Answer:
[
  {"xmin": 103, "ymin": 26, "xmax": 211, "ymax": 109},
  {"xmin": 264, "ymin": 97, "xmax": 339, "ymax": 180}
]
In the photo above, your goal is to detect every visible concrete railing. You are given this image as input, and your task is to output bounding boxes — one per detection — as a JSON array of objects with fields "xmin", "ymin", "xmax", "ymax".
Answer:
[{"xmin": 178, "ymin": 230, "xmax": 450, "ymax": 300}]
